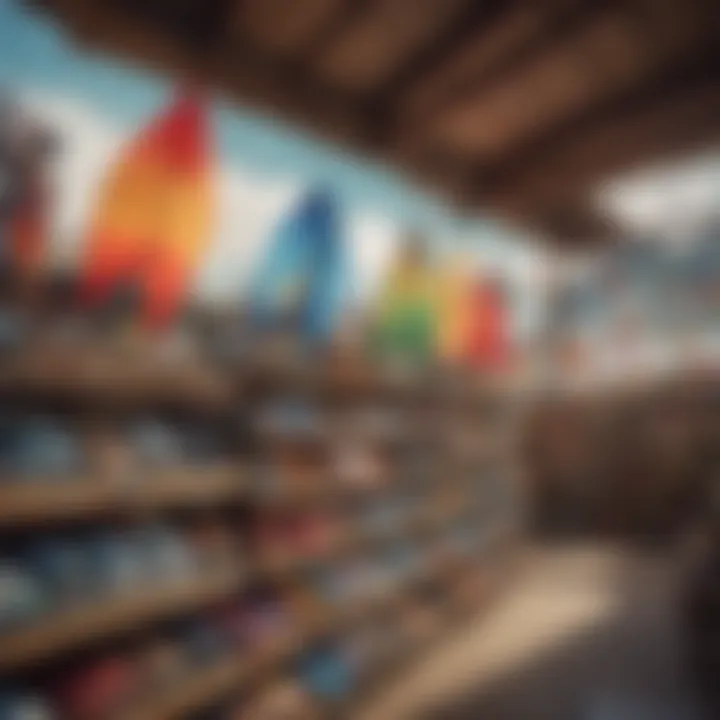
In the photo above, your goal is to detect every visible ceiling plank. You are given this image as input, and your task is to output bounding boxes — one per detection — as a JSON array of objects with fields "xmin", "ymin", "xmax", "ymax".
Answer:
[
  {"xmin": 43, "ymin": 0, "xmax": 374, "ymax": 146},
  {"xmin": 296, "ymin": 0, "xmax": 373, "ymax": 64},
  {"xmin": 370, "ymin": 0, "xmax": 506, "ymax": 104},
  {"xmin": 232, "ymin": 0, "xmax": 343, "ymax": 56},
  {"xmin": 393, "ymin": 1, "xmax": 600, "ymax": 136},
  {"xmin": 313, "ymin": 0, "xmax": 469, "ymax": 92},
  {"xmin": 475, "ymin": 49, "xmax": 720, "ymax": 209}
]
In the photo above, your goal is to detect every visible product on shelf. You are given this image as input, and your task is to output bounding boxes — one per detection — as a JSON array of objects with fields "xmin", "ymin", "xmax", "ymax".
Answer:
[
  {"xmin": 0, "ymin": 560, "xmax": 47, "ymax": 632},
  {"xmin": 256, "ymin": 399, "xmax": 324, "ymax": 440},
  {"xmin": 332, "ymin": 441, "xmax": 386, "ymax": 491},
  {"xmin": 133, "ymin": 524, "xmax": 199, "ymax": 584},
  {"xmin": 0, "ymin": 308, "xmax": 27, "ymax": 354},
  {"xmin": 0, "ymin": 415, "xmax": 83, "ymax": 480},
  {"xmin": 296, "ymin": 641, "xmax": 355, "ymax": 703},
  {"xmin": 187, "ymin": 517, "xmax": 244, "ymax": 575},
  {"xmin": 87, "ymin": 428, "xmax": 134, "ymax": 483},
  {"xmin": 176, "ymin": 616, "xmax": 235, "ymax": 666},
  {"xmin": 22, "ymin": 535, "xmax": 93, "ymax": 608},
  {"xmin": 229, "ymin": 679, "xmax": 316, "ymax": 720},
  {"xmin": 0, "ymin": 687, "xmax": 56, "ymax": 720},
  {"xmin": 0, "ymin": 328, "xmax": 521, "ymax": 720},
  {"xmin": 127, "ymin": 418, "xmax": 184, "ymax": 468},
  {"xmin": 51, "ymin": 654, "xmax": 138, "ymax": 720},
  {"xmin": 254, "ymin": 508, "xmax": 344, "ymax": 569},
  {"xmin": 135, "ymin": 635, "xmax": 189, "ymax": 693}
]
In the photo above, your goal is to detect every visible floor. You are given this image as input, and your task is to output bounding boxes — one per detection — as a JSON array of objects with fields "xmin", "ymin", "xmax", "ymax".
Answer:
[{"xmin": 359, "ymin": 543, "xmax": 707, "ymax": 720}]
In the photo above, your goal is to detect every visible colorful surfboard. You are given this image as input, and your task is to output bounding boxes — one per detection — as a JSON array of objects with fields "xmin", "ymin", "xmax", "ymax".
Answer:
[
  {"xmin": 83, "ymin": 91, "xmax": 214, "ymax": 328},
  {"xmin": 248, "ymin": 190, "xmax": 347, "ymax": 346}
]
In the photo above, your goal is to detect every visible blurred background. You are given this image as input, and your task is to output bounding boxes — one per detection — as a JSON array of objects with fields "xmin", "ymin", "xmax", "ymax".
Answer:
[{"xmin": 0, "ymin": 0, "xmax": 718, "ymax": 718}]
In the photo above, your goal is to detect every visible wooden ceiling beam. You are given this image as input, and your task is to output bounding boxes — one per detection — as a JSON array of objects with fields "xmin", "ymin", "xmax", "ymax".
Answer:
[
  {"xmin": 367, "ymin": 0, "xmax": 508, "ymax": 119},
  {"xmin": 292, "ymin": 0, "xmax": 372, "ymax": 63},
  {"xmin": 391, "ymin": 0, "xmax": 606, "ymax": 138},
  {"xmin": 231, "ymin": 0, "xmax": 345, "ymax": 57},
  {"xmin": 475, "ymin": 49, "xmax": 720, "ymax": 209},
  {"xmin": 38, "ymin": 0, "xmax": 374, "ymax": 146}
]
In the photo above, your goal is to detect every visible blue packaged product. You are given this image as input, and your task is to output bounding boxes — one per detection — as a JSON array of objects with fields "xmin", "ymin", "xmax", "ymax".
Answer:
[
  {"xmin": 259, "ymin": 400, "xmax": 321, "ymax": 437},
  {"xmin": 13, "ymin": 419, "xmax": 81, "ymax": 479},
  {"xmin": 0, "ymin": 562, "xmax": 47, "ymax": 633},
  {"xmin": 297, "ymin": 645, "xmax": 354, "ymax": 701},
  {"xmin": 177, "ymin": 619, "xmax": 233, "ymax": 664},
  {"xmin": 22, "ymin": 537, "xmax": 91, "ymax": 607},
  {"xmin": 0, "ymin": 689, "xmax": 55, "ymax": 720},
  {"xmin": 129, "ymin": 420, "xmax": 182, "ymax": 467},
  {"xmin": 181, "ymin": 429, "xmax": 218, "ymax": 464},
  {"xmin": 0, "ymin": 311, "xmax": 26, "ymax": 354},
  {"xmin": 133, "ymin": 525, "xmax": 197, "ymax": 583},
  {"xmin": 85, "ymin": 532, "xmax": 146, "ymax": 596},
  {"xmin": 0, "ymin": 419, "xmax": 22, "ymax": 478}
]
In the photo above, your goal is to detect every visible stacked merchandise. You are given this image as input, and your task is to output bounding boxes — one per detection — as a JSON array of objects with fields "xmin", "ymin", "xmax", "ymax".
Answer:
[
  {"xmin": 0, "ymin": 303, "xmax": 524, "ymax": 719},
  {"xmin": 0, "ymin": 377, "xmax": 249, "ymax": 719}
]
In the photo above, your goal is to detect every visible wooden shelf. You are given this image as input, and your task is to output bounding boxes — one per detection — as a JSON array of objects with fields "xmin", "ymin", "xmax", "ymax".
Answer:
[
  {"xmin": 0, "ymin": 350, "xmax": 232, "ymax": 408},
  {"xmin": 253, "ymin": 503, "xmax": 451, "ymax": 578},
  {"xmin": 0, "ymin": 343, "xmax": 523, "ymax": 720},
  {"xmin": 0, "ymin": 348, "xmax": 529, "ymax": 410},
  {"xmin": 0, "ymin": 508, "xmax": 479, "ymax": 673},
  {"xmin": 242, "ymin": 362, "xmax": 527, "ymax": 405},
  {"xmin": 123, "ymin": 525, "xmax": 519, "ymax": 720},
  {"xmin": 0, "ymin": 571, "xmax": 244, "ymax": 672},
  {"xmin": 127, "ymin": 657, "xmax": 251, "ymax": 720},
  {"xmin": 119, "ymin": 559, "xmax": 457, "ymax": 720},
  {"xmin": 0, "ymin": 465, "xmax": 245, "ymax": 526}
]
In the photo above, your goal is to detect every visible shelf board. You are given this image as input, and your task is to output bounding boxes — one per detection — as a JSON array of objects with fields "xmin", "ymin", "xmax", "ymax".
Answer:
[
  {"xmin": 119, "ymin": 559, "xmax": 457, "ymax": 720},
  {"xmin": 0, "ymin": 570, "xmax": 244, "ymax": 672},
  {"xmin": 242, "ymin": 362, "xmax": 527, "ymax": 405},
  {"xmin": 134, "ymin": 529, "xmax": 521, "ymax": 720},
  {"xmin": 128, "ymin": 657, "xmax": 251, "ymax": 720},
  {"xmin": 0, "ymin": 350, "xmax": 232, "ymax": 408},
  {"xmin": 0, "ymin": 464, "xmax": 246, "ymax": 526},
  {"xmin": 252, "ymin": 503, "xmax": 449, "ymax": 578}
]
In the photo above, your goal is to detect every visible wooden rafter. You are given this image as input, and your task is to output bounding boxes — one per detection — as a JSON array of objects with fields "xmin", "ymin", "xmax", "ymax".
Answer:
[{"xmin": 478, "ymin": 49, "xmax": 720, "ymax": 209}]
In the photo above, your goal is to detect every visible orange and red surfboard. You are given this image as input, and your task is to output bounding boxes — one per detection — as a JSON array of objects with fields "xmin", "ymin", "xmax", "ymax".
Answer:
[{"xmin": 83, "ymin": 91, "xmax": 214, "ymax": 327}]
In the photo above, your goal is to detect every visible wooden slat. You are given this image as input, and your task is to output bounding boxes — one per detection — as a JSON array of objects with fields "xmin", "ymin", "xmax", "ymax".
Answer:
[
  {"xmin": 315, "ymin": 0, "xmax": 467, "ymax": 91},
  {"xmin": 403, "ymin": 3, "xmax": 651, "ymax": 159},
  {"xmin": 482, "ymin": 58, "xmax": 720, "ymax": 208},
  {"xmin": 47, "ymin": 0, "xmax": 372, "ymax": 149},
  {"xmin": 428, "ymin": 39, "xmax": 598, "ymax": 157},
  {"xmin": 0, "ymin": 349, "xmax": 232, "ymax": 407},
  {"xmin": 129, "ymin": 657, "xmax": 250, "ymax": 720},
  {"xmin": 0, "ymin": 571, "xmax": 244, "ymax": 671},
  {"xmin": 467, "ymin": 6, "xmax": 720, "ymax": 198},
  {"xmin": 0, "ymin": 465, "xmax": 245, "ymax": 527},
  {"xmin": 395, "ymin": 3, "xmax": 553, "ymax": 121},
  {"xmin": 427, "ymin": 3, "xmax": 666, "ymax": 157},
  {"xmin": 233, "ymin": 0, "xmax": 342, "ymax": 55},
  {"xmin": 117, "ymin": 525, "xmax": 519, "ymax": 719},
  {"xmin": 121, "ymin": 559, "xmax": 450, "ymax": 719}
]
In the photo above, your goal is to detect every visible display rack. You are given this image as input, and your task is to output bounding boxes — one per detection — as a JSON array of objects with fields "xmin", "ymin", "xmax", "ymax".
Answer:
[{"xmin": 0, "ymin": 344, "xmax": 525, "ymax": 718}]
